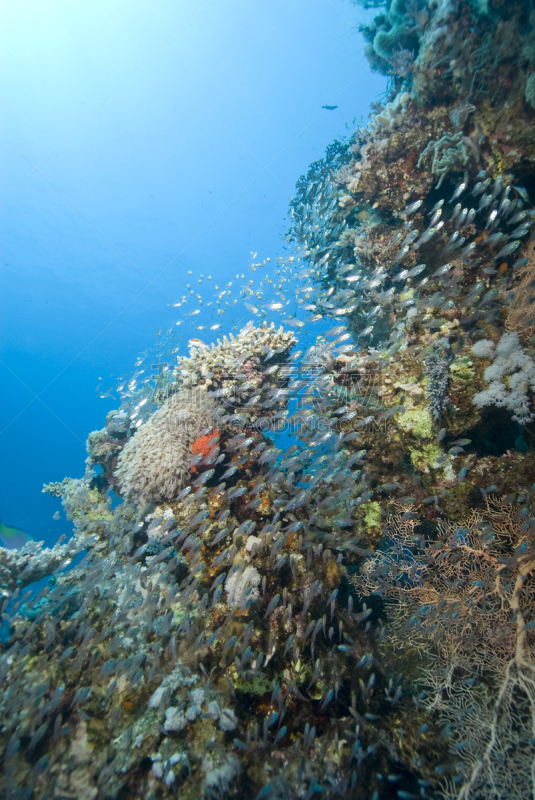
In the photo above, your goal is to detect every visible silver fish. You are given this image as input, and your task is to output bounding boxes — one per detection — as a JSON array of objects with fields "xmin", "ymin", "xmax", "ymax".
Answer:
[
  {"xmin": 430, "ymin": 198, "xmax": 444, "ymax": 214},
  {"xmin": 472, "ymin": 177, "xmax": 490, "ymax": 195},
  {"xmin": 401, "ymin": 199, "xmax": 423, "ymax": 217},
  {"xmin": 513, "ymin": 185, "xmax": 530, "ymax": 202},
  {"xmin": 485, "ymin": 209, "xmax": 498, "ymax": 229},
  {"xmin": 457, "ymin": 208, "xmax": 469, "ymax": 227},
  {"xmin": 445, "ymin": 230, "xmax": 460, "ymax": 249},
  {"xmin": 432, "ymin": 262, "xmax": 454, "ymax": 276},
  {"xmin": 508, "ymin": 210, "xmax": 528, "ymax": 226},
  {"xmin": 491, "ymin": 174, "xmax": 503, "ymax": 199},
  {"xmin": 465, "ymin": 208, "xmax": 477, "ymax": 226},
  {"xmin": 499, "ymin": 195, "xmax": 512, "ymax": 215},
  {"xmin": 450, "ymin": 181, "xmax": 467, "ymax": 202},
  {"xmin": 509, "ymin": 222, "xmax": 532, "ymax": 238},
  {"xmin": 478, "ymin": 193, "xmax": 492, "ymax": 212},
  {"xmin": 450, "ymin": 202, "xmax": 462, "ymax": 221},
  {"xmin": 407, "ymin": 263, "xmax": 426, "ymax": 277},
  {"xmin": 460, "ymin": 242, "xmax": 477, "ymax": 258},
  {"xmin": 392, "ymin": 269, "xmax": 409, "ymax": 282},
  {"xmin": 414, "ymin": 226, "xmax": 437, "ymax": 247},
  {"xmin": 401, "ymin": 229, "xmax": 420, "ymax": 247},
  {"xmin": 485, "ymin": 231, "xmax": 506, "ymax": 247},
  {"xmin": 429, "ymin": 208, "xmax": 443, "ymax": 227},
  {"xmin": 494, "ymin": 240, "xmax": 521, "ymax": 260},
  {"xmin": 393, "ymin": 244, "xmax": 410, "ymax": 262}
]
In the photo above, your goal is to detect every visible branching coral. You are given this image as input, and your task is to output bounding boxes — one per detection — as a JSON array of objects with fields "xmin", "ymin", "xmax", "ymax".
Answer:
[{"xmin": 0, "ymin": 539, "xmax": 81, "ymax": 596}]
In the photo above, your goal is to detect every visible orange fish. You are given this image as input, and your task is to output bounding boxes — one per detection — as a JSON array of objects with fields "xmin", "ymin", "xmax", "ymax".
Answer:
[{"xmin": 188, "ymin": 338, "xmax": 210, "ymax": 350}]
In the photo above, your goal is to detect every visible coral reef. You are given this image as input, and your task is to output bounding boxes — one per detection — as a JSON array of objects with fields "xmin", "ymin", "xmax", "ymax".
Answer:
[
  {"xmin": 0, "ymin": 538, "xmax": 81, "ymax": 596},
  {"xmin": 3, "ymin": 1, "xmax": 535, "ymax": 798}
]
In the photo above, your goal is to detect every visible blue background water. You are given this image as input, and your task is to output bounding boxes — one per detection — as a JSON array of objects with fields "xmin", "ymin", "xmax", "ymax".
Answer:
[{"xmin": 0, "ymin": 0, "xmax": 385, "ymax": 546}]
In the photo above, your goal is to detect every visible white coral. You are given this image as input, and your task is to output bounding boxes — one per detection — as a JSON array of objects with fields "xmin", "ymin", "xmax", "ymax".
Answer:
[
  {"xmin": 472, "ymin": 333, "xmax": 535, "ymax": 424},
  {"xmin": 471, "ymin": 338, "xmax": 495, "ymax": 359},
  {"xmin": 163, "ymin": 706, "xmax": 187, "ymax": 734},
  {"xmin": 224, "ymin": 565, "xmax": 261, "ymax": 609}
]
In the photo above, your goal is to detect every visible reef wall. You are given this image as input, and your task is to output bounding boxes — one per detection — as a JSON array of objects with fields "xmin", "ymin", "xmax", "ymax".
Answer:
[{"xmin": 2, "ymin": 1, "xmax": 535, "ymax": 798}]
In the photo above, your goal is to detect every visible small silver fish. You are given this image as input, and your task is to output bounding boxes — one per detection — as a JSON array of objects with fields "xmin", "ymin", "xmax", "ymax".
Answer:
[
  {"xmin": 429, "ymin": 208, "xmax": 443, "ymax": 227},
  {"xmin": 465, "ymin": 208, "xmax": 477, "ymax": 226},
  {"xmin": 499, "ymin": 197, "xmax": 512, "ymax": 216},
  {"xmin": 401, "ymin": 229, "xmax": 420, "ymax": 247},
  {"xmin": 450, "ymin": 202, "xmax": 462, "ymax": 221},
  {"xmin": 513, "ymin": 185, "xmax": 530, "ymax": 202},
  {"xmin": 394, "ymin": 244, "xmax": 410, "ymax": 262},
  {"xmin": 485, "ymin": 231, "xmax": 506, "ymax": 247},
  {"xmin": 445, "ymin": 230, "xmax": 460, "ymax": 249},
  {"xmin": 392, "ymin": 269, "xmax": 409, "ymax": 282},
  {"xmin": 485, "ymin": 209, "xmax": 498, "ymax": 229},
  {"xmin": 494, "ymin": 240, "xmax": 521, "ymax": 260},
  {"xmin": 508, "ymin": 210, "xmax": 528, "ymax": 226},
  {"xmin": 478, "ymin": 193, "xmax": 492, "ymax": 212},
  {"xmin": 471, "ymin": 178, "xmax": 490, "ymax": 195},
  {"xmin": 414, "ymin": 226, "xmax": 437, "ymax": 247},
  {"xmin": 491, "ymin": 174, "xmax": 503, "ymax": 199},
  {"xmin": 430, "ymin": 198, "xmax": 444, "ymax": 214},
  {"xmin": 460, "ymin": 242, "xmax": 477, "ymax": 258},
  {"xmin": 358, "ymin": 325, "xmax": 374, "ymax": 337},
  {"xmin": 510, "ymin": 222, "xmax": 532, "ymax": 238},
  {"xmin": 401, "ymin": 199, "xmax": 423, "ymax": 217},
  {"xmin": 407, "ymin": 263, "xmax": 426, "ymax": 278},
  {"xmin": 432, "ymin": 262, "xmax": 454, "ymax": 276},
  {"xmin": 450, "ymin": 181, "xmax": 467, "ymax": 202},
  {"xmin": 325, "ymin": 325, "xmax": 347, "ymax": 336},
  {"xmin": 457, "ymin": 208, "xmax": 469, "ymax": 227}
]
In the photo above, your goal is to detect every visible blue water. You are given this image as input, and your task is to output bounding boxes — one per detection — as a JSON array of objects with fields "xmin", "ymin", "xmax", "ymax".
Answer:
[{"xmin": 0, "ymin": 0, "xmax": 385, "ymax": 547}]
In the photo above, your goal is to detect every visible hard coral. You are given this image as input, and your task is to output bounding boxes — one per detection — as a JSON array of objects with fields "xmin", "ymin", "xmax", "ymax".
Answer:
[{"xmin": 115, "ymin": 393, "xmax": 214, "ymax": 505}]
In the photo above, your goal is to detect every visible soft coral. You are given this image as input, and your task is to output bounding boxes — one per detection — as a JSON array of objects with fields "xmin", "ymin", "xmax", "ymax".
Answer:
[{"xmin": 190, "ymin": 430, "xmax": 220, "ymax": 473}]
